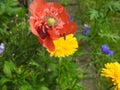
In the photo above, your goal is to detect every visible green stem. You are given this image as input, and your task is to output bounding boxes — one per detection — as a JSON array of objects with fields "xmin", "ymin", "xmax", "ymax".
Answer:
[
  {"xmin": 59, "ymin": 57, "xmax": 62, "ymax": 67},
  {"xmin": 101, "ymin": 8, "xmax": 110, "ymax": 24},
  {"xmin": 58, "ymin": 57, "xmax": 63, "ymax": 89}
]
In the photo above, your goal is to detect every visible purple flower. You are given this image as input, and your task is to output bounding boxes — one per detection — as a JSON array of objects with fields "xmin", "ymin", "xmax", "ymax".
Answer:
[
  {"xmin": 69, "ymin": 16, "xmax": 74, "ymax": 22},
  {"xmin": 0, "ymin": 43, "xmax": 5, "ymax": 55},
  {"xmin": 101, "ymin": 44, "xmax": 114, "ymax": 56},
  {"xmin": 84, "ymin": 24, "xmax": 90, "ymax": 32},
  {"xmin": 82, "ymin": 24, "xmax": 90, "ymax": 36},
  {"xmin": 108, "ymin": 50, "xmax": 114, "ymax": 56},
  {"xmin": 81, "ymin": 31, "xmax": 89, "ymax": 36},
  {"xmin": 101, "ymin": 45, "xmax": 110, "ymax": 54}
]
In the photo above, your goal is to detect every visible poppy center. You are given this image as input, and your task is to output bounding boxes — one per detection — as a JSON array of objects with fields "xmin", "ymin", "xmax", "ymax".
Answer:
[{"xmin": 47, "ymin": 18, "xmax": 56, "ymax": 26}]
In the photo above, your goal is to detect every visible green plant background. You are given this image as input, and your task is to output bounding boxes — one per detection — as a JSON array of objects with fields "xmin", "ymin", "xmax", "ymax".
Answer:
[{"xmin": 0, "ymin": 0, "xmax": 120, "ymax": 90}]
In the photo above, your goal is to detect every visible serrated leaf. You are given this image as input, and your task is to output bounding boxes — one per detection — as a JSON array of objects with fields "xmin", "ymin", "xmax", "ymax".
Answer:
[
  {"xmin": 104, "ymin": 1, "xmax": 120, "ymax": 11},
  {"xmin": 89, "ymin": 9, "xmax": 99, "ymax": 20},
  {"xmin": 99, "ymin": 32, "xmax": 120, "ymax": 43}
]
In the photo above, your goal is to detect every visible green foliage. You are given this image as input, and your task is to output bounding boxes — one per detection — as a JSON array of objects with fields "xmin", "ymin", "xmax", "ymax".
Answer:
[
  {"xmin": 0, "ymin": 0, "xmax": 25, "ymax": 41},
  {"xmin": 103, "ymin": 1, "xmax": 120, "ymax": 11},
  {"xmin": 89, "ymin": 9, "xmax": 101, "ymax": 20},
  {"xmin": 99, "ymin": 32, "xmax": 120, "ymax": 43},
  {"xmin": 60, "ymin": 0, "xmax": 69, "ymax": 6},
  {"xmin": 3, "ymin": 61, "xmax": 16, "ymax": 78},
  {"xmin": 56, "ymin": 58, "xmax": 83, "ymax": 90},
  {"xmin": 0, "ymin": 0, "xmax": 120, "ymax": 90}
]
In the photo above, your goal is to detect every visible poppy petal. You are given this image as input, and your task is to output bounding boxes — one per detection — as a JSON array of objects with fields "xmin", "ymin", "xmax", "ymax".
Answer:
[
  {"xmin": 37, "ymin": 36, "xmax": 55, "ymax": 51},
  {"xmin": 43, "ymin": 36, "xmax": 55, "ymax": 51},
  {"xmin": 68, "ymin": 22, "xmax": 76, "ymax": 33},
  {"xmin": 30, "ymin": 16, "xmax": 39, "ymax": 36},
  {"xmin": 29, "ymin": 0, "xmax": 46, "ymax": 16},
  {"xmin": 60, "ymin": 22, "xmax": 76, "ymax": 35},
  {"xmin": 47, "ymin": 29, "xmax": 60, "ymax": 40},
  {"xmin": 48, "ymin": 2, "xmax": 69, "ymax": 23}
]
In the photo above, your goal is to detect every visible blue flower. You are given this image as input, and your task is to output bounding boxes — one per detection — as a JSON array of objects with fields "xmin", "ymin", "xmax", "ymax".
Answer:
[
  {"xmin": 84, "ymin": 24, "xmax": 90, "ymax": 32},
  {"xmin": 101, "ymin": 44, "xmax": 114, "ymax": 56},
  {"xmin": 82, "ymin": 24, "xmax": 90, "ymax": 36},
  {"xmin": 69, "ymin": 16, "xmax": 74, "ymax": 22},
  {"xmin": 101, "ymin": 45, "xmax": 110, "ymax": 54},
  {"xmin": 0, "ymin": 43, "xmax": 5, "ymax": 55},
  {"xmin": 108, "ymin": 50, "xmax": 114, "ymax": 56}
]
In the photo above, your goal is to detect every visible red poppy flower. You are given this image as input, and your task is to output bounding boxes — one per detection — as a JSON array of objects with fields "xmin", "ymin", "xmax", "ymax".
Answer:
[{"xmin": 29, "ymin": 0, "xmax": 76, "ymax": 51}]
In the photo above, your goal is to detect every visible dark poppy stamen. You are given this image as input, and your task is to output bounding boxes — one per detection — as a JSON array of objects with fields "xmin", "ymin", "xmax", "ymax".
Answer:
[
  {"xmin": 38, "ymin": 29, "xmax": 48, "ymax": 39},
  {"xmin": 63, "ymin": 33, "xmax": 66, "ymax": 40}
]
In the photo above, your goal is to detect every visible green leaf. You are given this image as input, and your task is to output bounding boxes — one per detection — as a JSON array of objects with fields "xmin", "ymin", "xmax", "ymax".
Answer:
[
  {"xmin": 4, "ymin": 0, "xmax": 18, "ymax": 7},
  {"xmin": 60, "ymin": 0, "xmax": 69, "ymax": 6},
  {"xmin": 0, "ymin": 78, "xmax": 10, "ymax": 85},
  {"xmin": 3, "ymin": 61, "xmax": 16, "ymax": 78},
  {"xmin": 9, "ymin": 61, "xmax": 16, "ymax": 71},
  {"xmin": 39, "ymin": 86, "xmax": 49, "ymax": 90},
  {"xmin": 2, "ymin": 85, "xmax": 7, "ymax": 90},
  {"xmin": 104, "ymin": 1, "xmax": 120, "ymax": 11},
  {"xmin": 29, "ymin": 60, "xmax": 40, "ymax": 67},
  {"xmin": 19, "ymin": 85, "xmax": 29, "ymax": 90},
  {"xmin": 99, "ymin": 32, "xmax": 120, "ymax": 43},
  {"xmin": 89, "ymin": 8, "xmax": 99, "ymax": 20},
  {"xmin": 48, "ymin": 63, "xmax": 57, "ymax": 71},
  {"xmin": 0, "ymin": 3, "xmax": 5, "ymax": 15},
  {"xmin": 3, "ymin": 61, "xmax": 12, "ymax": 78}
]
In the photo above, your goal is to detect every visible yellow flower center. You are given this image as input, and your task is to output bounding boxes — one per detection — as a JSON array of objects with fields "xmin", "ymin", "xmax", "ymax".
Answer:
[{"xmin": 47, "ymin": 18, "xmax": 56, "ymax": 26}]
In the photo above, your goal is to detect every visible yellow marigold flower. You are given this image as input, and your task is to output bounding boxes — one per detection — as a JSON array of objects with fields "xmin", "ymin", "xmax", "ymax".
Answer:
[
  {"xmin": 101, "ymin": 62, "xmax": 120, "ymax": 90},
  {"xmin": 48, "ymin": 34, "xmax": 78, "ymax": 57}
]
